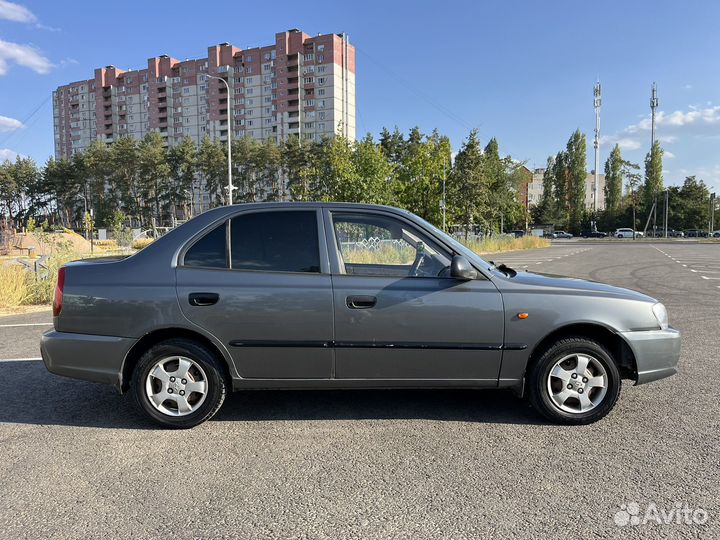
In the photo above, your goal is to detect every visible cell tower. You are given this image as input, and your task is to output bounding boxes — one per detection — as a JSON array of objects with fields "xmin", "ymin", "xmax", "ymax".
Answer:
[
  {"xmin": 593, "ymin": 81, "xmax": 602, "ymax": 216},
  {"xmin": 650, "ymin": 82, "xmax": 659, "ymax": 232},
  {"xmin": 650, "ymin": 82, "xmax": 659, "ymax": 148}
]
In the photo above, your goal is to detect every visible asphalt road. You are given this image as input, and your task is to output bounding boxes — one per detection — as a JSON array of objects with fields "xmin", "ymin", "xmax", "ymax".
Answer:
[{"xmin": 0, "ymin": 243, "xmax": 718, "ymax": 539}]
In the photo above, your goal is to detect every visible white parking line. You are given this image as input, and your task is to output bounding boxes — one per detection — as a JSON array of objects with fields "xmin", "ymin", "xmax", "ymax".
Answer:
[
  {"xmin": 0, "ymin": 357, "xmax": 42, "ymax": 362},
  {"xmin": 0, "ymin": 322, "xmax": 52, "ymax": 328}
]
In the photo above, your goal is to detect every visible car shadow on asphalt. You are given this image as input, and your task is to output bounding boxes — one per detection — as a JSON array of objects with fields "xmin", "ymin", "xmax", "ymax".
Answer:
[{"xmin": 0, "ymin": 360, "xmax": 544, "ymax": 429}]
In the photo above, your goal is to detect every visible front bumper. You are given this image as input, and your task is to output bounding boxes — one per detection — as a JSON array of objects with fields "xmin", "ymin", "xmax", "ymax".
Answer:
[
  {"xmin": 41, "ymin": 330, "xmax": 136, "ymax": 390},
  {"xmin": 620, "ymin": 328, "xmax": 681, "ymax": 385}
]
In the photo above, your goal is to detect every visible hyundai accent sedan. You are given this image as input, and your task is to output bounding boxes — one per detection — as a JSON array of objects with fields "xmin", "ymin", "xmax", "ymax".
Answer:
[{"xmin": 41, "ymin": 203, "xmax": 681, "ymax": 428}]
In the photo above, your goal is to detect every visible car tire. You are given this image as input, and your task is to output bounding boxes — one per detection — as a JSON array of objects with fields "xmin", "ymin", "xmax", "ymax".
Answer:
[
  {"xmin": 527, "ymin": 337, "xmax": 621, "ymax": 425},
  {"xmin": 132, "ymin": 338, "xmax": 227, "ymax": 429}
]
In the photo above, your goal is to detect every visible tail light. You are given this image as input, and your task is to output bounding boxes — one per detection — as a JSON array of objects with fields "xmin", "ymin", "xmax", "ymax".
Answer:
[{"xmin": 53, "ymin": 267, "xmax": 66, "ymax": 317}]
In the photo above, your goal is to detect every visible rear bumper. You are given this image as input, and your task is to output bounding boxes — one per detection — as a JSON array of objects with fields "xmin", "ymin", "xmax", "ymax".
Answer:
[
  {"xmin": 41, "ymin": 330, "xmax": 136, "ymax": 390},
  {"xmin": 620, "ymin": 328, "xmax": 681, "ymax": 385}
]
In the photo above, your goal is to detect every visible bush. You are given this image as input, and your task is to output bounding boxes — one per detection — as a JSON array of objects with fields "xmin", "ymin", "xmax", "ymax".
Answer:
[
  {"xmin": 131, "ymin": 238, "xmax": 154, "ymax": 250},
  {"xmin": 25, "ymin": 241, "xmax": 76, "ymax": 304}
]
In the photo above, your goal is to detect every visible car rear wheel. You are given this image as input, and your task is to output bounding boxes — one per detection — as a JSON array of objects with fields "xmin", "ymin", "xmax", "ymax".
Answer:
[
  {"xmin": 132, "ymin": 339, "xmax": 227, "ymax": 428},
  {"xmin": 527, "ymin": 337, "xmax": 621, "ymax": 424}
]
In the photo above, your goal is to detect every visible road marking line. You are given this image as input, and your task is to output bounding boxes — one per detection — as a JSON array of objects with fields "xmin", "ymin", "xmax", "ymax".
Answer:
[
  {"xmin": 0, "ymin": 357, "xmax": 42, "ymax": 362},
  {"xmin": 0, "ymin": 322, "xmax": 52, "ymax": 328}
]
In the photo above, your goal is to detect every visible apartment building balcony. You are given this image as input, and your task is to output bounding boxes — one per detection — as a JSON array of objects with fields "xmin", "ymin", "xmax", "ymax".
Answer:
[
  {"xmin": 287, "ymin": 77, "xmax": 298, "ymax": 85},
  {"xmin": 288, "ymin": 88, "xmax": 299, "ymax": 96}
]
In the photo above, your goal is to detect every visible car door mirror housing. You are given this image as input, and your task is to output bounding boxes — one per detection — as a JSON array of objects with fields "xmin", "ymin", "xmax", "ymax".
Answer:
[{"xmin": 450, "ymin": 255, "xmax": 478, "ymax": 280}]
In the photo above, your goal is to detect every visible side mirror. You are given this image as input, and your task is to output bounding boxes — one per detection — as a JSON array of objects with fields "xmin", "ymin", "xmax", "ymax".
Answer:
[{"xmin": 450, "ymin": 255, "xmax": 478, "ymax": 281}]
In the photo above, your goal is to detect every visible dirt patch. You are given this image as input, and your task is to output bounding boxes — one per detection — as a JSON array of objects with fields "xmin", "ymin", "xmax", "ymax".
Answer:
[{"xmin": 10, "ymin": 231, "xmax": 92, "ymax": 256}]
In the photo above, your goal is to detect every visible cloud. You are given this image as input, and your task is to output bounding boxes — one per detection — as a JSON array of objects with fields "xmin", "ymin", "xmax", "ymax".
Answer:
[
  {"xmin": 0, "ymin": 39, "xmax": 53, "ymax": 74},
  {"xmin": 0, "ymin": 115, "xmax": 23, "ymax": 132},
  {"xmin": 0, "ymin": 0, "xmax": 35, "ymax": 23},
  {"xmin": 684, "ymin": 84, "xmax": 693, "ymax": 90},
  {"xmin": 616, "ymin": 138, "xmax": 642, "ymax": 150},
  {"xmin": 35, "ymin": 22, "xmax": 61, "ymax": 32},
  {"xmin": 602, "ymin": 104, "xmax": 720, "ymax": 158},
  {"xmin": 0, "ymin": 148, "xmax": 19, "ymax": 161},
  {"xmin": 664, "ymin": 151, "xmax": 675, "ymax": 159}
]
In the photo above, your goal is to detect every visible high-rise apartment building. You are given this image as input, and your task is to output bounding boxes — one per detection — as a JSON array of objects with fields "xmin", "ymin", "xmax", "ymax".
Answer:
[{"xmin": 52, "ymin": 29, "xmax": 356, "ymax": 159}]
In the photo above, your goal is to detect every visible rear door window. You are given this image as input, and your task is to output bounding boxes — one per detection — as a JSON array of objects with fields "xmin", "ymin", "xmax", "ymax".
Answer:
[{"xmin": 230, "ymin": 211, "xmax": 321, "ymax": 273}]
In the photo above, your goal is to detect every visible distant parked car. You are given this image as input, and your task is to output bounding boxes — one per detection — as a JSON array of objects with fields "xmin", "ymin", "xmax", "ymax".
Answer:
[
  {"xmin": 553, "ymin": 230, "xmax": 573, "ymax": 239},
  {"xmin": 684, "ymin": 229, "xmax": 708, "ymax": 238},
  {"xmin": 712, "ymin": 230, "xmax": 720, "ymax": 238},
  {"xmin": 615, "ymin": 228, "xmax": 643, "ymax": 239},
  {"xmin": 509, "ymin": 230, "xmax": 526, "ymax": 238},
  {"xmin": 580, "ymin": 230, "xmax": 608, "ymax": 238},
  {"xmin": 646, "ymin": 228, "xmax": 683, "ymax": 238}
]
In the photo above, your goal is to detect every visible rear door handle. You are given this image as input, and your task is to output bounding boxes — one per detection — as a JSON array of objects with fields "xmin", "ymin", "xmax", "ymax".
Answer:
[
  {"xmin": 346, "ymin": 295, "xmax": 377, "ymax": 309},
  {"xmin": 188, "ymin": 292, "xmax": 219, "ymax": 307}
]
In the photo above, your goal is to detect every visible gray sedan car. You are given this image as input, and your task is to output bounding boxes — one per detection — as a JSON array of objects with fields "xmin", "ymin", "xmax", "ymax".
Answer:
[{"xmin": 41, "ymin": 203, "xmax": 680, "ymax": 428}]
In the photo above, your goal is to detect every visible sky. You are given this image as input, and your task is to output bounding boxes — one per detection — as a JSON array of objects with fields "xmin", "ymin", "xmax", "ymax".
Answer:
[{"xmin": 0, "ymin": 0, "xmax": 719, "ymax": 192}]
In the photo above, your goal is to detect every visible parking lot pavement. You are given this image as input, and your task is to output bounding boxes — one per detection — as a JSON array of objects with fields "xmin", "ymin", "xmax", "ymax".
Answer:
[
  {"xmin": 653, "ymin": 244, "xmax": 720, "ymax": 290},
  {"xmin": 0, "ymin": 243, "xmax": 718, "ymax": 539},
  {"xmin": 485, "ymin": 244, "xmax": 592, "ymax": 269},
  {"xmin": 0, "ymin": 309, "xmax": 51, "ymax": 359}
]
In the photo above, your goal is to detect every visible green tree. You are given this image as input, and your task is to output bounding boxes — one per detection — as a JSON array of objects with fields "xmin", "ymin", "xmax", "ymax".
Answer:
[
  {"xmin": 352, "ymin": 134, "xmax": 394, "ymax": 205},
  {"xmin": 447, "ymin": 129, "xmax": 486, "ymax": 237},
  {"xmin": 552, "ymin": 150, "xmax": 569, "ymax": 227},
  {"xmin": 137, "ymin": 132, "xmax": 171, "ymax": 223},
  {"xmin": 532, "ymin": 156, "xmax": 556, "ymax": 224},
  {"xmin": 669, "ymin": 176, "xmax": 710, "ymax": 229},
  {"xmin": 566, "ymin": 129, "xmax": 587, "ymax": 234},
  {"xmin": 79, "ymin": 139, "xmax": 115, "ymax": 227},
  {"xmin": 643, "ymin": 140, "xmax": 664, "ymax": 214},
  {"xmin": 109, "ymin": 136, "xmax": 141, "ymax": 223},
  {"xmin": 604, "ymin": 144, "xmax": 623, "ymax": 216},
  {"xmin": 168, "ymin": 137, "xmax": 197, "ymax": 219},
  {"xmin": 196, "ymin": 136, "xmax": 227, "ymax": 207}
]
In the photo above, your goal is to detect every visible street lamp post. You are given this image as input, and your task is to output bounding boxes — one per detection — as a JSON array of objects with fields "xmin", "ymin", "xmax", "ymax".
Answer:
[{"xmin": 206, "ymin": 73, "xmax": 234, "ymax": 205}]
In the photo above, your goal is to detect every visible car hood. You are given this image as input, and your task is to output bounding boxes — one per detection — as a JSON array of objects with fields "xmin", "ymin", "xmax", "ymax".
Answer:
[{"xmin": 497, "ymin": 269, "xmax": 656, "ymax": 303}]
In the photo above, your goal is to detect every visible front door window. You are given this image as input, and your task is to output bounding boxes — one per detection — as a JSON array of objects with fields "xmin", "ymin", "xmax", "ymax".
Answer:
[{"xmin": 331, "ymin": 213, "xmax": 451, "ymax": 278}]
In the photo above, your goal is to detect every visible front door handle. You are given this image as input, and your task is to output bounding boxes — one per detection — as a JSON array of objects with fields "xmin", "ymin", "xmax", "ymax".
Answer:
[
  {"xmin": 346, "ymin": 295, "xmax": 377, "ymax": 309},
  {"xmin": 189, "ymin": 292, "xmax": 219, "ymax": 307}
]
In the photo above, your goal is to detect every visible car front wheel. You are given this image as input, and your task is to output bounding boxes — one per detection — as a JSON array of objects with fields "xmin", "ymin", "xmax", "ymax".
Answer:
[
  {"xmin": 527, "ymin": 337, "xmax": 621, "ymax": 424},
  {"xmin": 132, "ymin": 338, "xmax": 227, "ymax": 428}
]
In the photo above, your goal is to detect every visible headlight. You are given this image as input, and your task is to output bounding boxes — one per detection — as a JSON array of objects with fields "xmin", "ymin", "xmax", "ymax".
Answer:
[{"xmin": 652, "ymin": 303, "xmax": 669, "ymax": 330}]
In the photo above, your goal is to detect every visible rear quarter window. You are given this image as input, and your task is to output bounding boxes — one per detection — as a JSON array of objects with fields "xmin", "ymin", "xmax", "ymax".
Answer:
[{"xmin": 183, "ymin": 223, "xmax": 228, "ymax": 268}]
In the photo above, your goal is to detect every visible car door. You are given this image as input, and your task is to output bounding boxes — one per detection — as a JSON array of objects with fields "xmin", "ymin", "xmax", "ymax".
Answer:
[
  {"xmin": 325, "ymin": 208, "xmax": 504, "ymax": 384},
  {"xmin": 176, "ymin": 208, "xmax": 334, "ymax": 379}
]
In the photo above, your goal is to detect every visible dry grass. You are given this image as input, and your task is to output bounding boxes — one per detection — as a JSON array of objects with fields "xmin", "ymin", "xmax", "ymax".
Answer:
[
  {"xmin": 0, "ymin": 265, "xmax": 30, "ymax": 308},
  {"xmin": 131, "ymin": 238, "xmax": 155, "ymax": 250},
  {"xmin": 465, "ymin": 235, "xmax": 550, "ymax": 255}
]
